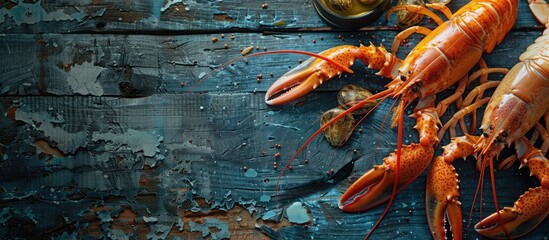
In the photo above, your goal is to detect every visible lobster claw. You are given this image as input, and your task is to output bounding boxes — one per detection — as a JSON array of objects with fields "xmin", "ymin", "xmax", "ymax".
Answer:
[
  {"xmin": 528, "ymin": 0, "xmax": 549, "ymax": 26},
  {"xmin": 475, "ymin": 186, "xmax": 549, "ymax": 239},
  {"xmin": 265, "ymin": 44, "xmax": 402, "ymax": 105},
  {"xmin": 265, "ymin": 46, "xmax": 357, "ymax": 105},
  {"xmin": 339, "ymin": 143, "xmax": 433, "ymax": 212},
  {"xmin": 426, "ymin": 156, "xmax": 463, "ymax": 240}
]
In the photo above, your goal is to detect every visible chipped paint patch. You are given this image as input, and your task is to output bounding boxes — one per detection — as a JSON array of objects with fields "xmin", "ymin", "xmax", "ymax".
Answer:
[
  {"xmin": 92, "ymin": 129, "xmax": 163, "ymax": 157},
  {"xmin": 286, "ymin": 202, "xmax": 310, "ymax": 224},
  {"xmin": 0, "ymin": 207, "xmax": 38, "ymax": 225},
  {"xmin": 261, "ymin": 210, "xmax": 276, "ymax": 221},
  {"xmin": 147, "ymin": 221, "xmax": 173, "ymax": 240},
  {"xmin": 244, "ymin": 168, "xmax": 258, "ymax": 178},
  {"xmin": 106, "ymin": 229, "xmax": 127, "ymax": 240},
  {"xmin": 143, "ymin": 216, "xmax": 158, "ymax": 223},
  {"xmin": 260, "ymin": 194, "xmax": 271, "ymax": 202},
  {"xmin": 51, "ymin": 231, "xmax": 78, "ymax": 240},
  {"xmin": 189, "ymin": 217, "xmax": 230, "ymax": 239},
  {"xmin": 97, "ymin": 210, "xmax": 114, "ymax": 224},
  {"xmin": 161, "ymin": 0, "xmax": 185, "ymax": 12},
  {"xmin": 67, "ymin": 62, "xmax": 105, "ymax": 96},
  {"xmin": 15, "ymin": 105, "xmax": 87, "ymax": 154},
  {"xmin": 0, "ymin": 1, "xmax": 105, "ymax": 25}
]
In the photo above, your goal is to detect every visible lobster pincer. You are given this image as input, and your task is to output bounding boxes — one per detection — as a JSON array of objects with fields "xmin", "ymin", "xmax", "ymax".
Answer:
[
  {"xmin": 339, "ymin": 104, "xmax": 439, "ymax": 212},
  {"xmin": 265, "ymin": 43, "xmax": 402, "ymax": 105},
  {"xmin": 426, "ymin": 134, "xmax": 479, "ymax": 240}
]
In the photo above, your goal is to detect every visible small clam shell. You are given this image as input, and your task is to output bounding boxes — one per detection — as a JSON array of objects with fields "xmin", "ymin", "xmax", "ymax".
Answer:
[
  {"xmin": 327, "ymin": 0, "xmax": 353, "ymax": 12},
  {"xmin": 395, "ymin": 0, "xmax": 426, "ymax": 27},
  {"xmin": 337, "ymin": 84, "xmax": 375, "ymax": 115},
  {"xmin": 321, "ymin": 107, "xmax": 356, "ymax": 147}
]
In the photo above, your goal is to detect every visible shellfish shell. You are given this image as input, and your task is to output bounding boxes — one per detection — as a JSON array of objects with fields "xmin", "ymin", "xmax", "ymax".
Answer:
[
  {"xmin": 337, "ymin": 84, "xmax": 375, "ymax": 115},
  {"xmin": 327, "ymin": 0, "xmax": 353, "ymax": 12},
  {"xmin": 320, "ymin": 107, "xmax": 356, "ymax": 147}
]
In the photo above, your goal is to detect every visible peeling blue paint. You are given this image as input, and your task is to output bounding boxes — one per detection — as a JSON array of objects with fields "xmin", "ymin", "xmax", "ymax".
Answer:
[
  {"xmin": 3, "ymin": 190, "xmax": 37, "ymax": 200},
  {"xmin": 161, "ymin": 0, "xmax": 184, "ymax": 12},
  {"xmin": 177, "ymin": 217, "xmax": 184, "ymax": 231},
  {"xmin": 15, "ymin": 103, "xmax": 87, "ymax": 154},
  {"xmin": 0, "ymin": 207, "xmax": 38, "ymax": 225},
  {"xmin": 189, "ymin": 217, "xmax": 230, "ymax": 239},
  {"xmin": 107, "ymin": 229, "xmax": 129, "ymax": 240},
  {"xmin": 67, "ymin": 62, "xmax": 105, "ymax": 96},
  {"xmin": 262, "ymin": 210, "xmax": 276, "ymax": 221},
  {"xmin": 260, "ymin": 194, "xmax": 271, "ymax": 202},
  {"xmin": 238, "ymin": 197, "xmax": 257, "ymax": 214},
  {"xmin": 92, "ymin": 129, "xmax": 163, "ymax": 157},
  {"xmin": 0, "ymin": 208, "xmax": 10, "ymax": 225},
  {"xmin": 97, "ymin": 210, "xmax": 113, "ymax": 223},
  {"xmin": 0, "ymin": 0, "xmax": 105, "ymax": 25},
  {"xmin": 143, "ymin": 216, "xmax": 158, "ymax": 223},
  {"xmin": 147, "ymin": 222, "xmax": 173, "ymax": 240},
  {"xmin": 244, "ymin": 168, "xmax": 258, "ymax": 178},
  {"xmin": 286, "ymin": 202, "xmax": 309, "ymax": 224},
  {"xmin": 51, "ymin": 231, "xmax": 78, "ymax": 240}
]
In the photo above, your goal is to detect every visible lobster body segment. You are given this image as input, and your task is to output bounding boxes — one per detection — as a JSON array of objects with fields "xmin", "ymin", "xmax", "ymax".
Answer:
[
  {"xmin": 395, "ymin": 0, "xmax": 518, "ymax": 100},
  {"xmin": 427, "ymin": 2, "xmax": 549, "ymax": 238}
]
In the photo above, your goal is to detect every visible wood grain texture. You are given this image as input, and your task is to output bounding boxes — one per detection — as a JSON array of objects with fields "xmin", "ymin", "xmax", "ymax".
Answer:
[
  {"xmin": 1, "ymin": 0, "xmax": 548, "ymax": 239},
  {"xmin": 0, "ymin": 0, "xmax": 543, "ymax": 33}
]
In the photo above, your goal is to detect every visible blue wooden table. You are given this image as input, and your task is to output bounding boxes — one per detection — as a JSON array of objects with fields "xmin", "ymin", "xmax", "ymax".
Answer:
[{"xmin": 0, "ymin": 0, "xmax": 547, "ymax": 239}]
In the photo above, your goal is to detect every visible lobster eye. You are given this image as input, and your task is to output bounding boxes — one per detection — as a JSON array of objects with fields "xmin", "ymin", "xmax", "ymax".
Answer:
[
  {"xmin": 501, "ymin": 131, "xmax": 508, "ymax": 137},
  {"xmin": 411, "ymin": 82, "xmax": 422, "ymax": 92}
]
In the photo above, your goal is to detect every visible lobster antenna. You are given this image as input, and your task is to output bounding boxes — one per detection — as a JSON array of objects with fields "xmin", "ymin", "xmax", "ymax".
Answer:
[
  {"xmin": 193, "ymin": 50, "xmax": 355, "ymax": 91},
  {"xmin": 365, "ymin": 98, "xmax": 405, "ymax": 239},
  {"xmin": 487, "ymin": 154, "xmax": 513, "ymax": 239},
  {"xmin": 369, "ymin": 98, "xmax": 399, "ymax": 170},
  {"xmin": 275, "ymin": 89, "xmax": 396, "ymax": 199},
  {"xmin": 468, "ymin": 153, "xmax": 488, "ymax": 238}
]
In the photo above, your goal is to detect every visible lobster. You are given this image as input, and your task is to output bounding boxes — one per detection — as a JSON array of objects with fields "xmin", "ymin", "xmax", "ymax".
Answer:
[
  {"xmin": 261, "ymin": 0, "xmax": 526, "ymax": 238},
  {"xmin": 426, "ymin": 1, "xmax": 549, "ymax": 239}
]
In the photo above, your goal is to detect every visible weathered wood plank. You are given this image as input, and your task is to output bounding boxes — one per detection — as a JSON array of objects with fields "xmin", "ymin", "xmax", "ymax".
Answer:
[
  {"xmin": 1, "ymin": 0, "xmax": 548, "ymax": 239},
  {"xmin": 0, "ymin": 0, "xmax": 542, "ymax": 33},
  {"xmin": 1, "ymin": 91, "xmax": 548, "ymax": 239},
  {"xmin": 0, "ymin": 30, "xmax": 543, "ymax": 97}
]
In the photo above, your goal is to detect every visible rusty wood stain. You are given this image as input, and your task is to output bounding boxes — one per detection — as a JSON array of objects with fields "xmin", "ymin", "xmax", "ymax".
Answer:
[
  {"xmin": 179, "ymin": 204, "xmax": 295, "ymax": 239},
  {"xmin": 213, "ymin": 13, "xmax": 235, "ymax": 22},
  {"xmin": 34, "ymin": 139, "xmax": 65, "ymax": 157}
]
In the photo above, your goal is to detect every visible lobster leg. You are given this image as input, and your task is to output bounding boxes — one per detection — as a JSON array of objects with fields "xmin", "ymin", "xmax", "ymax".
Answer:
[
  {"xmin": 426, "ymin": 134, "xmax": 479, "ymax": 240},
  {"xmin": 391, "ymin": 26, "xmax": 432, "ymax": 54},
  {"xmin": 339, "ymin": 98, "xmax": 438, "ymax": 212},
  {"xmin": 475, "ymin": 138, "xmax": 549, "ymax": 239},
  {"xmin": 386, "ymin": 4, "xmax": 448, "ymax": 25},
  {"xmin": 388, "ymin": 3, "xmax": 452, "ymax": 54}
]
